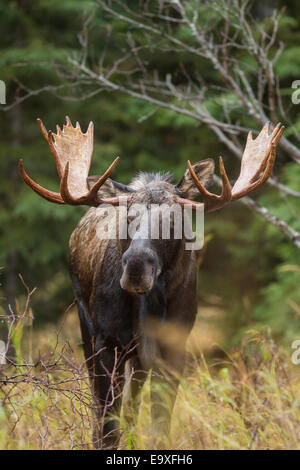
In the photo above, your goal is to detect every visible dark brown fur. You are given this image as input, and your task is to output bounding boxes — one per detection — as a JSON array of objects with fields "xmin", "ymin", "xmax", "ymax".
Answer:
[{"xmin": 69, "ymin": 161, "xmax": 214, "ymax": 449}]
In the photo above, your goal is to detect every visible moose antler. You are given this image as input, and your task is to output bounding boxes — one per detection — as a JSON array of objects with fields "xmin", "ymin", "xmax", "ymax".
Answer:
[
  {"xmin": 19, "ymin": 117, "xmax": 126, "ymax": 206},
  {"xmin": 177, "ymin": 122, "xmax": 284, "ymax": 212}
]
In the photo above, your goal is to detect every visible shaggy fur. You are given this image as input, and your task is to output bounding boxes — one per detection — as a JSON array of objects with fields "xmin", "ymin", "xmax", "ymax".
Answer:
[{"xmin": 69, "ymin": 160, "xmax": 214, "ymax": 449}]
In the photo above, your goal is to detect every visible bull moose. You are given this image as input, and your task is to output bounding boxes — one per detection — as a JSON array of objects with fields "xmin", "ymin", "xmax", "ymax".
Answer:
[{"xmin": 20, "ymin": 117, "xmax": 284, "ymax": 449}]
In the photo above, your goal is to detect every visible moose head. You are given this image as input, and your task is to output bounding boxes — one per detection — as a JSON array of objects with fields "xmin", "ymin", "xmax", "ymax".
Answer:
[{"xmin": 20, "ymin": 117, "xmax": 284, "ymax": 295}]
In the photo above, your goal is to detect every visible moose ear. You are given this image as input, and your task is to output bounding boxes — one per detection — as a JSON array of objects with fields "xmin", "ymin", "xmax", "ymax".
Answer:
[
  {"xmin": 176, "ymin": 159, "xmax": 215, "ymax": 199},
  {"xmin": 87, "ymin": 176, "xmax": 135, "ymax": 198}
]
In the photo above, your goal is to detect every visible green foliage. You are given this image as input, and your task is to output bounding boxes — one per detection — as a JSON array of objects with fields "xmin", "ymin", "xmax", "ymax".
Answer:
[{"xmin": 276, "ymin": 47, "xmax": 300, "ymax": 79}]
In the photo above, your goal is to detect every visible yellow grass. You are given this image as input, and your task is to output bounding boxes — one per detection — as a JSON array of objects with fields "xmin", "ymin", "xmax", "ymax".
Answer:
[{"xmin": 1, "ymin": 309, "xmax": 300, "ymax": 450}]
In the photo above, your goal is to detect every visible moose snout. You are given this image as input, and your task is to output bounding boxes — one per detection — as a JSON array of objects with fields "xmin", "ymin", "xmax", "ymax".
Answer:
[{"xmin": 120, "ymin": 247, "xmax": 159, "ymax": 294}]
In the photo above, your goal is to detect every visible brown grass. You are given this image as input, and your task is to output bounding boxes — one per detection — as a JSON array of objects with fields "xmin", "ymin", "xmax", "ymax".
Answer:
[{"xmin": 1, "ymin": 305, "xmax": 300, "ymax": 450}]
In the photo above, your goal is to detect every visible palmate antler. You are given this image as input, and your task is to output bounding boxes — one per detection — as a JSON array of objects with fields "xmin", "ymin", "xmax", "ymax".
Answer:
[
  {"xmin": 20, "ymin": 118, "xmax": 284, "ymax": 212},
  {"xmin": 176, "ymin": 122, "xmax": 285, "ymax": 212},
  {"xmin": 19, "ymin": 117, "xmax": 125, "ymax": 206}
]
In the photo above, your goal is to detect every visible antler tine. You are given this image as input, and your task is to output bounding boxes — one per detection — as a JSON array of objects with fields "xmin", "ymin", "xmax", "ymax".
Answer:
[
  {"xmin": 60, "ymin": 157, "xmax": 120, "ymax": 206},
  {"xmin": 19, "ymin": 159, "xmax": 65, "ymax": 204},
  {"xmin": 185, "ymin": 157, "xmax": 232, "ymax": 212},
  {"xmin": 60, "ymin": 162, "xmax": 76, "ymax": 204},
  {"xmin": 250, "ymin": 122, "xmax": 282, "ymax": 181},
  {"xmin": 187, "ymin": 159, "xmax": 211, "ymax": 200},
  {"xmin": 37, "ymin": 118, "xmax": 63, "ymax": 178},
  {"xmin": 218, "ymin": 156, "xmax": 232, "ymax": 201},
  {"xmin": 87, "ymin": 157, "xmax": 120, "ymax": 200},
  {"xmin": 272, "ymin": 122, "xmax": 285, "ymax": 145},
  {"xmin": 37, "ymin": 118, "xmax": 48, "ymax": 141}
]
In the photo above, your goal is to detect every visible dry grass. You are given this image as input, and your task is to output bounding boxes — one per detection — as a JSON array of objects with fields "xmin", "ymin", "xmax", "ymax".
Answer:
[{"xmin": 1, "ymin": 306, "xmax": 300, "ymax": 450}]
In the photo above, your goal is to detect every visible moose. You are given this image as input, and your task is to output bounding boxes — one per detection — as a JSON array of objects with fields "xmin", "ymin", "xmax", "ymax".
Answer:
[{"xmin": 20, "ymin": 117, "xmax": 284, "ymax": 449}]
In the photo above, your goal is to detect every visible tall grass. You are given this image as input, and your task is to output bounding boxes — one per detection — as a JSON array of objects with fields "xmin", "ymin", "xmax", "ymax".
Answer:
[{"xmin": 0, "ymin": 305, "xmax": 300, "ymax": 450}]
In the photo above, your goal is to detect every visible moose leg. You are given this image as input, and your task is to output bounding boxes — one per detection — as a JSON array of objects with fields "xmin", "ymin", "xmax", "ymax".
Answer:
[
  {"xmin": 149, "ymin": 267, "xmax": 198, "ymax": 448},
  {"xmin": 72, "ymin": 276, "xmax": 95, "ymax": 380},
  {"xmin": 150, "ymin": 345, "xmax": 186, "ymax": 449},
  {"xmin": 77, "ymin": 303, "xmax": 95, "ymax": 385},
  {"xmin": 123, "ymin": 356, "xmax": 148, "ymax": 435},
  {"xmin": 92, "ymin": 336, "xmax": 126, "ymax": 450}
]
